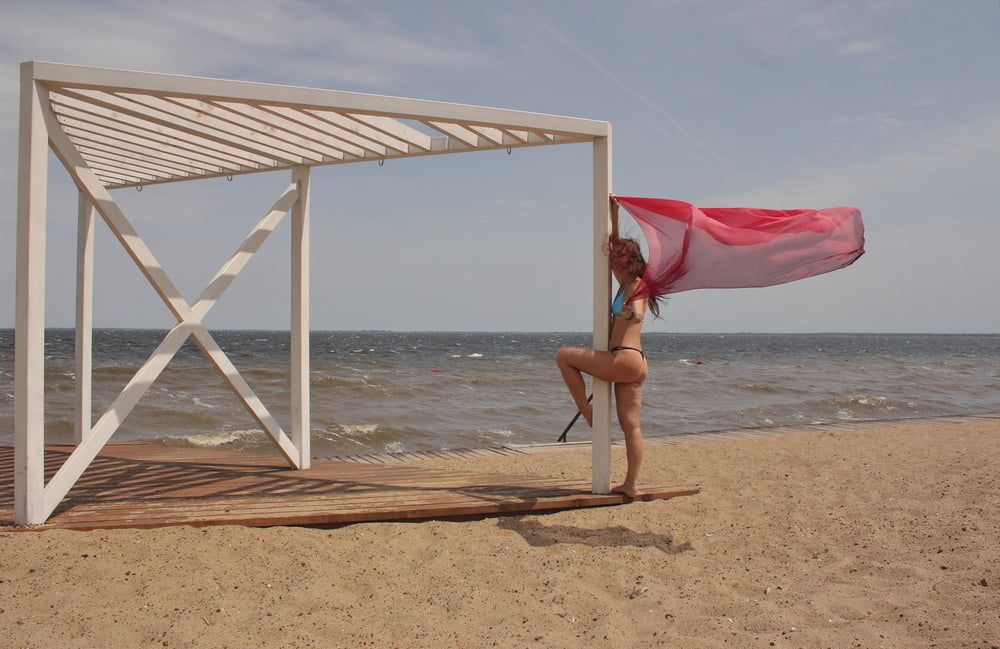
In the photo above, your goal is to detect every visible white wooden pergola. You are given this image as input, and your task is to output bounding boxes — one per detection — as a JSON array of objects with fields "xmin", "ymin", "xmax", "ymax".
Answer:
[{"xmin": 13, "ymin": 61, "xmax": 614, "ymax": 525}]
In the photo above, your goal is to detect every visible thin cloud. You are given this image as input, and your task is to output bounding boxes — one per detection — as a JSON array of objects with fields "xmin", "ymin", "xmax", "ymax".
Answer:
[
  {"xmin": 839, "ymin": 39, "xmax": 886, "ymax": 56},
  {"xmin": 535, "ymin": 20, "xmax": 735, "ymax": 172},
  {"xmin": 704, "ymin": 113, "xmax": 1000, "ymax": 207},
  {"xmin": 725, "ymin": 0, "xmax": 890, "ymax": 58},
  {"xmin": 0, "ymin": 1, "xmax": 484, "ymax": 87}
]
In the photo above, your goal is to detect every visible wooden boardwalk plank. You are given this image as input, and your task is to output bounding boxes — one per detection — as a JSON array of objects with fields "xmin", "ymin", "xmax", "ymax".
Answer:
[{"xmin": 0, "ymin": 444, "xmax": 698, "ymax": 531}]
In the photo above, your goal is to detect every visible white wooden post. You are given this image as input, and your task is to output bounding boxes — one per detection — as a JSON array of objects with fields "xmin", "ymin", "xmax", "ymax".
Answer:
[
  {"xmin": 14, "ymin": 65, "xmax": 49, "ymax": 525},
  {"xmin": 291, "ymin": 166, "xmax": 311, "ymax": 469},
  {"xmin": 75, "ymin": 191, "xmax": 94, "ymax": 444},
  {"xmin": 591, "ymin": 132, "xmax": 612, "ymax": 494}
]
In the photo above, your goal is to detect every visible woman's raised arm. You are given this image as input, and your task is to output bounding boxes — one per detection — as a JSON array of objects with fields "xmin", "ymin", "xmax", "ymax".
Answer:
[{"xmin": 610, "ymin": 195, "xmax": 621, "ymax": 243}]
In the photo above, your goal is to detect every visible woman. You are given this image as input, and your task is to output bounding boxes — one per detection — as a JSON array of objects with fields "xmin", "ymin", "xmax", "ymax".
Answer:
[{"xmin": 555, "ymin": 195, "xmax": 662, "ymax": 497}]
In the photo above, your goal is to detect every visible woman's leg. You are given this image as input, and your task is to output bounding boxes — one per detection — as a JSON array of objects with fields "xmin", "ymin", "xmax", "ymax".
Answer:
[
  {"xmin": 555, "ymin": 347, "xmax": 645, "ymax": 426},
  {"xmin": 555, "ymin": 347, "xmax": 595, "ymax": 425},
  {"xmin": 612, "ymin": 379, "xmax": 644, "ymax": 497}
]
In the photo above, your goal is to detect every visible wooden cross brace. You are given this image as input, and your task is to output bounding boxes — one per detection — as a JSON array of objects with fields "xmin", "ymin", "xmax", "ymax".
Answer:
[{"xmin": 38, "ymin": 91, "xmax": 308, "ymax": 519}]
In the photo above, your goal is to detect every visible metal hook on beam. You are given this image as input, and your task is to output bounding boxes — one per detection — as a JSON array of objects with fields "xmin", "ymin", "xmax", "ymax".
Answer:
[
  {"xmin": 226, "ymin": 174, "xmax": 233, "ymax": 182},
  {"xmin": 136, "ymin": 185, "xmax": 143, "ymax": 192},
  {"xmin": 506, "ymin": 146, "xmax": 512, "ymax": 155},
  {"xmin": 378, "ymin": 159, "xmax": 385, "ymax": 167}
]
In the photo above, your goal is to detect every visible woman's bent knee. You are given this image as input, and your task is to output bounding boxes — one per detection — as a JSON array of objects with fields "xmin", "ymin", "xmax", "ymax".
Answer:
[{"xmin": 555, "ymin": 347, "xmax": 576, "ymax": 367}]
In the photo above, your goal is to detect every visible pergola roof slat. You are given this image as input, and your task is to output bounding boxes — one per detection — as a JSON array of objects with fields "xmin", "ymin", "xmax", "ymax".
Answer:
[
  {"xmin": 62, "ymin": 125, "xmax": 227, "ymax": 176},
  {"xmin": 60, "ymin": 87, "xmax": 299, "ymax": 166},
  {"xmin": 162, "ymin": 96, "xmax": 351, "ymax": 161},
  {"xmin": 261, "ymin": 105, "xmax": 389, "ymax": 157},
  {"xmin": 49, "ymin": 97, "xmax": 261, "ymax": 170},
  {"xmin": 119, "ymin": 93, "xmax": 321, "ymax": 165},
  {"xmin": 467, "ymin": 125, "xmax": 505, "ymax": 146},
  {"xmin": 84, "ymin": 160, "xmax": 162, "ymax": 184},
  {"xmin": 344, "ymin": 113, "xmax": 433, "ymax": 151},
  {"xmin": 299, "ymin": 109, "xmax": 411, "ymax": 154},
  {"xmin": 425, "ymin": 121, "xmax": 479, "ymax": 148},
  {"xmin": 52, "ymin": 88, "xmax": 279, "ymax": 168},
  {"xmin": 31, "ymin": 61, "xmax": 609, "ymax": 136},
  {"xmin": 211, "ymin": 101, "xmax": 366, "ymax": 159},
  {"xmin": 32, "ymin": 62, "xmax": 608, "ymax": 189},
  {"xmin": 75, "ymin": 144, "xmax": 200, "ymax": 179}
]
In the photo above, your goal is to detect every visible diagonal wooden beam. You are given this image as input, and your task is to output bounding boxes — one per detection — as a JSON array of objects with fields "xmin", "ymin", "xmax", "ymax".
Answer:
[
  {"xmin": 41, "ymin": 110, "xmax": 306, "ymax": 516},
  {"xmin": 44, "ymin": 104, "xmax": 194, "ymax": 321},
  {"xmin": 189, "ymin": 327, "xmax": 300, "ymax": 464},
  {"xmin": 188, "ymin": 182, "xmax": 299, "ymax": 322},
  {"xmin": 43, "ymin": 322, "xmax": 196, "ymax": 517}
]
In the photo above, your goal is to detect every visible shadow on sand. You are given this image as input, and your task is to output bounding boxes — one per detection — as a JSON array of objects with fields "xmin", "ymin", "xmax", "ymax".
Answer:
[{"xmin": 497, "ymin": 514, "xmax": 694, "ymax": 554}]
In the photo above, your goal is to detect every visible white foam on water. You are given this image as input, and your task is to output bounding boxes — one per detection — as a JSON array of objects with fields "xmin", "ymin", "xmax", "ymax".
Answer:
[
  {"xmin": 384, "ymin": 441, "xmax": 405, "ymax": 454},
  {"xmin": 467, "ymin": 353, "xmax": 484, "ymax": 358},
  {"xmin": 339, "ymin": 423, "xmax": 379, "ymax": 436},
  {"xmin": 177, "ymin": 429, "xmax": 265, "ymax": 447}
]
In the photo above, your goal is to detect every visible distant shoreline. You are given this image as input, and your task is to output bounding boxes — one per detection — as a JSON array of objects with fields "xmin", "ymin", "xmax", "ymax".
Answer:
[{"xmin": 1, "ymin": 328, "xmax": 998, "ymax": 336}]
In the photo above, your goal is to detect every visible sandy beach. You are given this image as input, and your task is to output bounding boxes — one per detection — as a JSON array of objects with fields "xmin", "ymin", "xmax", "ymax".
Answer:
[{"xmin": 1, "ymin": 415, "xmax": 997, "ymax": 648}]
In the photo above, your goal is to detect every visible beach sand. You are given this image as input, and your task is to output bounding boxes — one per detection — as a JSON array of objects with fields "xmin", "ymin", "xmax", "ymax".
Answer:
[{"xmin": 1, "ymin": 416, "xmax": 997, "ymax": 648}]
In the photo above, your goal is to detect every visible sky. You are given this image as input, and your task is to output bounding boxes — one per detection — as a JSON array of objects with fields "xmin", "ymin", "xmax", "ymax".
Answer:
[{"xmin": 1, "ymin": 0, "xmax": 998, "ymax": 333}]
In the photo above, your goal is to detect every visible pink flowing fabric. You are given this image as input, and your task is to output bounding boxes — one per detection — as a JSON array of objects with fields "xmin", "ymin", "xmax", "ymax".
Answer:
[{"xmin": 614, "ymin": 196, "xmax": 865, "ymax": 301}]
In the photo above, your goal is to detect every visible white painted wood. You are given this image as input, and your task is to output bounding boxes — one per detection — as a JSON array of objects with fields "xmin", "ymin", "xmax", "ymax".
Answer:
[
  {"xmin": 189, "ymin": 183, "xmax": 299, "ymax": 321},
  {"xmin": 79, "ymin": 163, "xmax": 157, "ymax": 186},
  {"xmin": 291, "ymin": 166, "xmax": 311, "ymax": 469},
  {"xmin": 39, "ymin": 180, "xmax": 305, "ymax": 518},
  {"xmin": 74, "ymin": 192, "xmax": 93, "ymax": 445},
  {"xmin": 425, "ymin": 121, "xmax": 479, "ymax": 148},
  {"xmin": 467, "ymin": 125, "xmax": 504, "ymax": 146},
  {"xmin": 54, "ymin": 88, "xmax": 285, "ymax": 168},
  {"xmin": 68, "ymin": 133, "xmax": 211, "ymax": 177},
  {"xmin": 116, "ymin": 91, "xmax": 316, "ymax": 165},
  {"xmin": 189, "ymin": 326, "xmax": 300, "ymax": 465},
  {"xmin": 50, "ymin": 96, "xmax": 259, "ymax": 169},
  {"xmin": 301, "ymin": 110, "xmax": 410, "ymax": 154},
  {"xmin": 57, "ymin": 118, "xmax": 238, "ymax": 174},
  {"xmin": 591, "ymin": 133, "xmax": 612, "ymax": 494},
  {"xmin": 20, "ymin": 59, "xmax": 614, "ymax": 521},
  {"xmin": 74, "ymin": 142, "xmax": 202, "ymax": 178},
  {"xmin": 142, "ymin": 94, "xmax": 330, "ymax": 162},
  {"xmin": 264, "ymin": 105, "xmax": 389, "ymax": 156},
  {"xmin": 33, "ymin": 62, "xmax": 610, "ymax": 136},
  {"xmin": 102, "ymin": 133, "xmax": 595, "ymax": 190},
  {"xmin": 14, "ymin": 67, "xmax": 49, "ymax": 525},
  {"xmin": 501, "ymin": 128, "xmax": 530, "ymax": 143},
  {"xmin": 43, "ymin": 322, "xmax": 195, "ymax": 516},
  {"xmin": 81, "ymin": 153, "xmax": 178, "ymax": 180},
  {"xmin": 204, "ymin": 100, "xmax": 361, "ymax": 159},
  {"xmin": 346, "ymin": 114, "xmax": 433, "ymax": 151},
  {"xmin": 44, "ymin": 107, "xmax": 200, "ymax": 321}
]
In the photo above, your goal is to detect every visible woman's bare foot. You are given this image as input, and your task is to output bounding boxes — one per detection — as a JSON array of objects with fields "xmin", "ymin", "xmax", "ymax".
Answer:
[{"xmin": 611, "ymin": 483, "xmax": 639, "ymax": 498}]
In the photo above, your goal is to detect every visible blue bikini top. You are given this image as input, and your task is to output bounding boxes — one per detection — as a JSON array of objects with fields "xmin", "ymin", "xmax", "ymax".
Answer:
[{"xmin": 611, "ymin": 283, "xmax": 629, "ymax": 318}]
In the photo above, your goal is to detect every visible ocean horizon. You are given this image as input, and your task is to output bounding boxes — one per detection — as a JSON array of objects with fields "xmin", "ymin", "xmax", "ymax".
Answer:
[{"xmin": 2, "ymin": 328, "xmax": 998, "ymax": 457}]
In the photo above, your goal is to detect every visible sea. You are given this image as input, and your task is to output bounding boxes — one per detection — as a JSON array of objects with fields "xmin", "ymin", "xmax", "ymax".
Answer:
[{"xmin": 1, "ymin": 330, "xmax": 998, "ymax": 457}]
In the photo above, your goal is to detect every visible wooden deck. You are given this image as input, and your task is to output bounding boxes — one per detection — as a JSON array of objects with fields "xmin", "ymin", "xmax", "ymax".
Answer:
[{"xmin": 0, "ymin": 445, "xmax": 699, "ymax": 531}]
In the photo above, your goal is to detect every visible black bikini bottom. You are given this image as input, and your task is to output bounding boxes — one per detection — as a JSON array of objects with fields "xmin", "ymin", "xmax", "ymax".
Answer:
[{"xmin": 611, "ymin": 346, "xmax": 645, "ymax": 360}]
